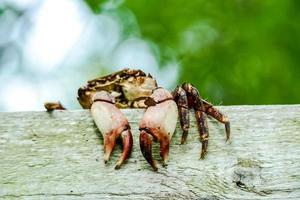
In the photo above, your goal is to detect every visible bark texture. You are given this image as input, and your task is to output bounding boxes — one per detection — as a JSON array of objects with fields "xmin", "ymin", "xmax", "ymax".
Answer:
[{"xmin": 0, "ymin": 105, "xmax": 300, "ymax": 199}]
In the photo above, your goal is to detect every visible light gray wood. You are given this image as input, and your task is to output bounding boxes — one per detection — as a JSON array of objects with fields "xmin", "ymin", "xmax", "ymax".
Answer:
[{"xmin": 0, "ymin": 105, "xmax": 300, "ymax": 199}]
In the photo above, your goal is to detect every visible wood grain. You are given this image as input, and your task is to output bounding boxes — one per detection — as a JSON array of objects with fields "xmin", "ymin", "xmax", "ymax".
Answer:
[{"xmin": 0, "ymin": 105, "xmax": 300, "ymax": 199}]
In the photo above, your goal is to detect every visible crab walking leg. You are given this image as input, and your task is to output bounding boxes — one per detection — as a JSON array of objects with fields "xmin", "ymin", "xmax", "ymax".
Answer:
[
  {"xmin": 181, "ymin": 83, "xmax": 210, "ymax": 158},
  {"xmin": 195, "ymin": 110, "xmax": 209, "ymax": 159},
  {"xmin": 91, "ymin": 91, "xmax": 133, "ymax": 169},
  {"xmin": 173, "ymin": 86, "xmax": 190, "ymax": 144},
  {"xmin": 202, "ymin": 100, "xmax": 231, "ymax": 141},
  {"xmin": 139, "ymin": 129, "xmax": 158, "ymax": 171}
]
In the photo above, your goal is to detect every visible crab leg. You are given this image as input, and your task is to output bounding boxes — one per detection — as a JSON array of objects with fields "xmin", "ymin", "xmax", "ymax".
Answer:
[
  {"xmin": 195, "ymin": 110, "xmax": 209, "ymax": 158},
  {"xmin": 181, "ymin": 83, "xmax": 210, "ymax": 158},
  {"xmin": 91, "ymin": 91, "xmax": 133, "ymax": 169},
  {"xmin": 173, "ymin": 86, "xmax": 190, "ymax": 144},
  {"xmin": 202, "ymin": 100, "xmax": 231, "ymax": 141}
]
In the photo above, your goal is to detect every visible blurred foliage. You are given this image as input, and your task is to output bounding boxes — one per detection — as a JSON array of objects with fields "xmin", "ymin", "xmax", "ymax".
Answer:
[{"xmin": 86, "ymin": 0, "xmax": 300, "ymax": 105}]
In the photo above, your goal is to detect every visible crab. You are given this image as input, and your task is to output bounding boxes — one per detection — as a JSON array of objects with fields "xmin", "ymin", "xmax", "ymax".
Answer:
[{"xmin": 45, "ymin": 68, "xmax": 230, "ymax": 171}]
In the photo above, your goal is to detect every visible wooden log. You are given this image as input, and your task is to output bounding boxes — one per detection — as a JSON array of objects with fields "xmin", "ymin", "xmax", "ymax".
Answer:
[{"xmin": 0, "ymin": 105, "xmax": 300, "ymax": 199}]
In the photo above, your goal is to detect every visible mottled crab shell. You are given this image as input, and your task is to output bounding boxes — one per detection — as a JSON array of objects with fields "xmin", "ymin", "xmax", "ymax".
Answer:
[{"xmin": 77, "ymin": 68, "xmax": 158, "ymax": 109}]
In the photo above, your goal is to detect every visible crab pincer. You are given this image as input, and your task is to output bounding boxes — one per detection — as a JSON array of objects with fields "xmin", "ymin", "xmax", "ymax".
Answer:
[
  {"xmin": 139, "ymin": 88, "xmax": 178, "ymax": 171},
  {"xmin": 91, "ymin": 91, "xmax": 133, "ymax": 169}
]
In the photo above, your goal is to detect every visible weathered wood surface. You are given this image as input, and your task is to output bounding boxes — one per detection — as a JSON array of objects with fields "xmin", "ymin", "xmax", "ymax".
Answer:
[{"xmin": 0, "ymin": 105, "xmax": 300, "ymax": 199}]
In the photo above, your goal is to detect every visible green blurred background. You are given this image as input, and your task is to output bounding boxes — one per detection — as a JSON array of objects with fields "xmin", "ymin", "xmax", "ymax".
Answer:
[
  {"xmin": 0, "ymin": 0, "xmax": 299, "ymax": 111},
  {"xmin": 90, "ymin": 0, "xmax": 300, "ymax": 105}
]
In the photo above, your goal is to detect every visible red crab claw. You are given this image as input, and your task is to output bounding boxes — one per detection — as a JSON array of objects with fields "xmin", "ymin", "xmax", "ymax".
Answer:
[
  {"xmin": 91, "ymin": 91, "xmax": 133, "ymax": 169},
  {"xmin": 139, "ymin": 88, "xmax": 178, "ymax": 171}
]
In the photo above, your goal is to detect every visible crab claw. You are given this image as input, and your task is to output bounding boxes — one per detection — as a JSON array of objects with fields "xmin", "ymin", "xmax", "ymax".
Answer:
[
  {"xmin": 139, "ymin": 88, "xmax": 178, "ymax": 171},
  {"xmin": 115, "ymin": 128, "xmax": 133, "ymax": 169},
  {"xmin": 139, "ymin": 129, "xmax": 157, "ymax": 171},
  {"xmin": 91, "ymin": 91, "xmax": 133, "ymax": 169}
]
